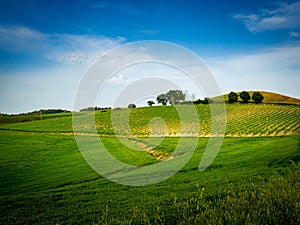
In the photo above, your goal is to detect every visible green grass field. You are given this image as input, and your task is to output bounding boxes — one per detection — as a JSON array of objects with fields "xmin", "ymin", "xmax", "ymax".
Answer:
[{"xmin": 0, "ymin": 103, "xmax": 300, "ymax": 224}]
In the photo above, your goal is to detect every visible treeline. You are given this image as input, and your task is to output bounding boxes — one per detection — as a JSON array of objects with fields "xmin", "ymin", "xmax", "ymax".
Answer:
[
  {"xmin": 80, "ymin": 107, "xmax": 111, "ymax": 112},
  {"xmin": 228, "ymin": 91, "xmax": 264, "ymax": 104},
  {"xmin": 145, "ymin": 90, "xmax": 214, "ymax": 107},
  {"xmin": 30, "ymin": 109, "xmax": 70, "ymax": 115},
  {"xmin": 1, "ymin": 109, "xmax": 70, "ymax": 116},
  {"xmin": 166, "ymin": 97, "xmax": 213, "ymax": 105},
  {"xmin": 125, "ymin": 90, "xmax": 265, "ymax": 109},
  {"xmin": 127, "ymin": 90, "xmax": 210, "ymax": 108},
  {"xmin": 155, "ymin": 90, "xmax": 213, "ymax": 106},
  {"xmin": 152, "ymin": 90, "xmax": 264, "ymax": 106},
  {"xmin": 128, "ymin": 90, "xmax": 223, "ymax": 108}
]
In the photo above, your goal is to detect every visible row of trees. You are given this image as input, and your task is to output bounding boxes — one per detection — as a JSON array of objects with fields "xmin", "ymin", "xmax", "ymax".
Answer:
[
  {"xmin": 127, "ymin": 90, "xmax": 265, "ymax": 108},
  {"xmin": 152, "ymin": 90, "xmax": 212, "ymax": 106},
  {"xmin": 80, "ymin": 107, "xmax": 111, "ymax": 112},
  {"xmin": 228, "ymin": 91, "xmax": 264, "ymax": 104},
  {"xmin": 128, "ymin": 90, "xmax": 186, "ymax": 108}
]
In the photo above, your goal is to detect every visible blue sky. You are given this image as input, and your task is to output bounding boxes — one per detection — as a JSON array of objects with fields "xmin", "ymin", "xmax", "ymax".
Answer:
[{"xmin": 0, "ymin": 0, "xmax": 300, "ymax": 113}]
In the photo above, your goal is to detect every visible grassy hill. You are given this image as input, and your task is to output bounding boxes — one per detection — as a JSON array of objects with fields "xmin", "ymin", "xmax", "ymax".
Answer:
[
  {"xmin": 212, "ymin": 91, "xmax": 300, "ymax": 105},
  {"xmin": 0, "ymin": 111, "xmax": 72, "ymax": 125},
  {"xmin": 0, "ymin": 131, "xmax": 299, "ymax": 224},
  {"xmin": 0, "ymin": 98, "xmax": 300, "ymax": 224}
]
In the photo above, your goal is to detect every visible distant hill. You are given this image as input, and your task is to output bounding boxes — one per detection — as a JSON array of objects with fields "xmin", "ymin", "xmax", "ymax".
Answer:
[
  {"xmin": 0, "ymin": 110, "xmax": 71, "ymax": 125},
  {"xmin": 212, "ymin": 91, "xmax": 300, "ymax": 105}
]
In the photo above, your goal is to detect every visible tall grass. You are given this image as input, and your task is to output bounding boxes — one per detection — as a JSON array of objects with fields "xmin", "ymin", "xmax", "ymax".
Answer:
[
  {"xmin": 0, "ymin": 131, "xmax": 299, "ymax": 224},
  {"xmin": 96, "ymin": 162, "xmax": 300, "ymax": 225}
]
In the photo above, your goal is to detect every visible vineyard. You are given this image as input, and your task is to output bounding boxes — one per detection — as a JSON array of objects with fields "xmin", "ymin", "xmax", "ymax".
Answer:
[{"xmin": 1, "ymin": 104, "xmax": 299, "ymax": 137}]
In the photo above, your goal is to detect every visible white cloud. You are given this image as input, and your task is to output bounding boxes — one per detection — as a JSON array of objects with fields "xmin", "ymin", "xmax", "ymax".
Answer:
[
  {"xmin": 2, "ymin": 37, "xmax": 299, "ymax": 113},
  {"xmin": 106, "ymin": 73, "xmax": 136, "ymax": 85},
  {"xmin": 53, "ymin": 35, "xmax": 125, "ymax": 64},
  {"xmin": 289, "ymin": 31, "xmax": 300, "ymax": 38},
  {"xmin": 0, "ymin": 26, "xmax": 48, "ymax": 53},
  {"xmin": 0, "ymin": 65, "xmax": 84, "ymax": 114},
  {"xmin": 0, "ymin": 25, "xmax": 125, "ymax": 64},
  {"xmin": 208, "ymin": 44, "xmax": 300, "ymax": 98},
  {"xmin": 233, "ymin": 1, "xmax": 300, "ymax": 32}
]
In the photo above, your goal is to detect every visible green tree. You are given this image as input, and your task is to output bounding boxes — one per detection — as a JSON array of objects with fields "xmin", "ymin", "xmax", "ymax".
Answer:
[
  {"xmin": 157, "ymin": 94, "xmax": 168, "ymax": 105},
  {"xmin": 147, "ymin": 100, "xmax": 155, "ymax": 107},
  {"xmin": 239, "ymin": 91, "xmax": 251, "ymax": 103},
  {"xmin": 193, "ymin": 99, "xmax": 203, "ymax": 105},
  {"xmin": 252, "ymin": 92, "xmax": 264, "ymax": 104},
  {"xmin": 166, "ymin": 90, "xmax": 185, "ymax": 105},
  {"xmin": 128, "ymin": 103, "xmax": 136, "ymax": 108},
  {"xmin": 228, "ymin": 91, "xmax": 238, "ymax": 103},
  {"xmin": 203, "ymin": 97, "xmax": 213, "ymax": 104}
]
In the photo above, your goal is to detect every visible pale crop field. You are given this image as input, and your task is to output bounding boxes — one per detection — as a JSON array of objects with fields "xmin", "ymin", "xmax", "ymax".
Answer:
[{"xmin": 1, "ymin": 104, "xmax": 299, "ymax": 137}]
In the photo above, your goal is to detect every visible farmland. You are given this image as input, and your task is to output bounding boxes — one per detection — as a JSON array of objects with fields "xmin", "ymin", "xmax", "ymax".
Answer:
[
  {"xmin": 1, "ymin": 104, "xmax": 299, "ymax": 136},
  {"xmin": 0, "ymin": 103, "xmax": 300, "ymax": 224}
]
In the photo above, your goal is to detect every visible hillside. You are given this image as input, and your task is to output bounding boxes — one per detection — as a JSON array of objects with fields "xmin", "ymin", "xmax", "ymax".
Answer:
[
  {"xmin": 212, "ymin": 91, "xmax": 300, "ymax": 105},
  {"xmin": 0, "ymin": 109, "xmax": 300, "ymax": 224},
  {"xmin": 1, "ymin": 104, "xmax": 299, "ymax": 137},
  {"xmin": 1, "ymin": 91, "xmax": 299, "ymax": 137},
  {"xmin": 0, "ymin": 95, "xmax": 299, "ymax": 224}
]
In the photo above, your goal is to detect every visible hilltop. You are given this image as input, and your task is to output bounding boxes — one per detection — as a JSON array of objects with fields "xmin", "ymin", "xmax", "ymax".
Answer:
[{"xmin": 212, "ymin": 91, "xmax": 300, "ymax": 105}]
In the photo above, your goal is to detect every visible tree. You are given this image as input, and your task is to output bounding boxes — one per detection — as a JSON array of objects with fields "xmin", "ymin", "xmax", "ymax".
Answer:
[
  {"xmin": 193, "ymin": 99, "xmax": 203, "ymax": 105},
  {"xmin": 228, "ymin": 91, "xmax": 238, "ymax": 104},
  {"xmin": 203, "ymin": 97, "xmax": 213, "ymax": 104},
  {"xmin": 166, "ymin": 90, "xmax": 185, "ymax": 105},
  {"xmin": 252, "ymin": 92, "xmax": 264, "ymax": 104},
  {"xmin": 157, "ymin": 94, "xmax": 168, "ymax": 105},
  {"xmin": 239, "ymin": 91, "xmax": 250, "ymax": 103},
  {"xmin": 147, "ymin": 100, "xmax": 155, "ymax": 107},
  {"xmin": 128, "ymin": 103, "xmax": 136, "ymax": 108}
]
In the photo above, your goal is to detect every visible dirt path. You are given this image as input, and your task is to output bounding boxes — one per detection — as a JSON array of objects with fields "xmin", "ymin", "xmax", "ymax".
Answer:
[{"xmin": 128, "ymin": 138, "xmax": 170, "ymax": 161}]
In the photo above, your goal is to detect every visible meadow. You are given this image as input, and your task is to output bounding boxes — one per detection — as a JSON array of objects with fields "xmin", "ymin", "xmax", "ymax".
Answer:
[{"xmin": 0, "ymin": 103, "xmax": 299, "ymax": 224}]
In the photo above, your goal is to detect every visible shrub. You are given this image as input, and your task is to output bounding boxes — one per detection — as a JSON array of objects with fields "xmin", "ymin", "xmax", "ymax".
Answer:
[
  {"xmin": 228, "ymin": 91, "xmax": 238, "ymax": 103},
  {"xmin": 252, "ymin": 92, "xmax": 264, "ymax": 104},
  {"xmin": 240, "ymin": 91, "xmax": 251, "ymax": 103},
  {"xmin": 128, "ymin": 104, "xmax": 136, "ymax": 108}
]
